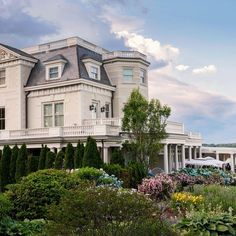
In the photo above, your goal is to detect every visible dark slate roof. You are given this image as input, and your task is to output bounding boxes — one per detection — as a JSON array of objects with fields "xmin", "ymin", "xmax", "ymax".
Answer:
[
  {"xmin": 0, "ymin": 43, "xmax": 36, "ymax": 60},
  {"xmin": 43, "ymin": 54, "xmax": 67, "ymax": 63},
  {"xmin": 26, "ymin": 45, "xmax": 112, "ymax": 87}
]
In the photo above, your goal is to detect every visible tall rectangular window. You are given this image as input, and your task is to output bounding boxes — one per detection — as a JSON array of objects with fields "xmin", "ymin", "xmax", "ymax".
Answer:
[
  {"xmin": 123, "ymin": 68, "xmax": 133, "ymax": 82},
  {"xmin": 0, "ymin": 69, "xmax": 6, "ymax": 85},
  {"xmin": 140, "ymin": 69, "xmax": 146, "ymax": 84},
  {"xmin": 44, "ymin": 104, "xmax": 53, "ymax": 127},
  {"xmin": 55, "ymin": 103, "xmax": 64, "ymax": 126},
  {"xmin": 105, "ymin": 104, "xmax": 110, "ymax": 118},
  {"xmin": 49, "ymin": 67, "xmax": 59, "ymax": 79},
  {"xmin": 0, "ymin": 108, "xmax": 5, "ymax": 130},
  {"xmin": 90, "ymin": 66, "xmax": 98, "ymax": 80},
  {"xmin": 43, "ymin": 103, "xmax": 64, "ymax": 127}
]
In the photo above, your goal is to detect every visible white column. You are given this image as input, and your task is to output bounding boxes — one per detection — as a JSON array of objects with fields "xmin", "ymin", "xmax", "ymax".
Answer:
[
  {"xmin": 199, "ymin": 146, "xmax": 202, "ymax": 158},
  {"xmin": 175, "ymin": 145, "xmax": 179, "ymax": 170},
  {"xmin": 188, "ymin": 146, "xmax": 192, "ymax": 161},
  {"xmin": 194, "ymin": 147, "xmax": 197, "ymax": 159},
  {"xmin": 164, "ymin": 144, "xmax": 169, "ymax": 173},
  {"xmin": 182, "ymin": 145, "xmax": 186, "ymax": 168},
  {"xmin": 216, "ymin": 152, "xmax": 219, "ymax": 160},
  {"xmin": 103, "ymin": 147, "xmax": 109, "ymax": 164},
  {"xmin": 230, "ymin": 153, "xmax": 235, "ymax": 173}
]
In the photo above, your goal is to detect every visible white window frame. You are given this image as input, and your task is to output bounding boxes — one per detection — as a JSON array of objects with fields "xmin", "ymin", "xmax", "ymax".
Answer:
[
  {"xmin": 0, "ymin": 107, "xmax": 5, "ymax": 130},
  {"xmin": 123, "ymin": 68, "xmax": 133, "ymax": 83},
  {"xmin": 43, "ymin": 102, "xmax": 64, "ymax": 127},
  {"xmin": 0, "ymin": 69, "xmax": 6, "ymax": 86},
  {"xmin": 140, "ymin": 69, "xmax": 146, "ymax": 84},
  {"xmin": 49, "ymin": 66, "xmax": 59, "ymax": 79},
  {"xmin": 90, "ymin": 66, "xmax": 99, "ymax": 80}
]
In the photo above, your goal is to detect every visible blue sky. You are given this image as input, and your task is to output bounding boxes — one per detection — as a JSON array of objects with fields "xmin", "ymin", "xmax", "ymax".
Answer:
[{"xmin": 1, "ymin": 0, "xmax": 236, "ymax": 143}]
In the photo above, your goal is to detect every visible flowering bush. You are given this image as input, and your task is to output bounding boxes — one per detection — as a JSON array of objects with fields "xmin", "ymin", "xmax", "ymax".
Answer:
[
  {"xmin": 171, "ymin": 192, "xmax": 203, "ymax": 212},
  {"xmin": 138, "ymin": 173, "xmax": 176, "ymax": 200},
  {"xmin": 170, "ymin": 173, "xmax": 195, "ymax": 191},
  {"xmin": 97, "ymin": 172, "xmax": 123, "ymax": 188}
]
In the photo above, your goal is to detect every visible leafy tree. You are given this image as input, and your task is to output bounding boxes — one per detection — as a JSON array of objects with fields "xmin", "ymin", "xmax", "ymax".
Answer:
[
  {"xmin": 122, "ymin": 89, "xmax": 171, "ymax": 165},
  {"xmin": 54, "ymin": 150, "xmax": 64, "ymax": 169},
  {"xmin": 27, "ymin": 155, "xmax": 39, "ymax": 174},
  {"xmin": 65, "ymin": 143, "xmax": 74, "ymax": 170},
  {"xmin": 1, "ymin": 145, "xmax": 11, "ymax": 191},
  {"xmin": 74, "ymin": 141, "xmax": 84, "ymax": 168},
  {"xmin": 38, "ymin": 145, "xmax": 49, "ymax": 170},
  {"xmin": 15, "ymin": 144, "xmax": 28, "ymax": 182},
  {"xmin": 45, "ymin": 151, "xmax": 56, "ymax": 169},
  {"xmin": 111, "ymin": 148, "xmax": 125, "ymax": 166},
  {"xmin": 83, "ymin": 136, "xmax": 103, "ymax": 168},
  {"xmin": 10, "ymin": 145, "xmax": 19, "ymax": 183}
]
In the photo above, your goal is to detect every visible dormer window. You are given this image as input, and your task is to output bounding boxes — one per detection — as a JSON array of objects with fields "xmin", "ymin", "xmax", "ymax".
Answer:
[
  {"xmin": 82, "ymin": 56, "xmax": 102, "ymax": 81},
  {"xmin": 49, "ymin": 67, "xmax": 59, "ymax": 79},
  {"xmin": 0, "ymin": 69, "xmax": 6, "ymax": 85},
  {"xmin": 90, "ymin": 66, "xmax": 98, "ymax": 80},
  {"xmin": 43, "ymin": 54, "xmax": 67, "ymax": 81}
]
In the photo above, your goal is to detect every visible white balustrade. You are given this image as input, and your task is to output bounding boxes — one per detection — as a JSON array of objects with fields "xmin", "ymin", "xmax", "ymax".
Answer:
[{"xmin": 102, "ymin": 51, "xmax": 147, "ymax": 61}]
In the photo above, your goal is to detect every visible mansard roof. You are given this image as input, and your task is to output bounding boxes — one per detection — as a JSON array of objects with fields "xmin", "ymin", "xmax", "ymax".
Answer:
[
  {"xmin": 43, "ymin": 54, "xmax": 67, "ymax": 63},
  {"xmin": 0, "ymin": 43, "xmax": 36, "ymax": 60},
  {"xmin": 26, "ymin": 45, "xmax": 112, "ymax": 87}
]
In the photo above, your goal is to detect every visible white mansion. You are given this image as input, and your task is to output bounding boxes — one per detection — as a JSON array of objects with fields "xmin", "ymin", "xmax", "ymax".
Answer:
[{"xmin": 0, "ymin": 36, "xmax": 203, "ymax": 173}]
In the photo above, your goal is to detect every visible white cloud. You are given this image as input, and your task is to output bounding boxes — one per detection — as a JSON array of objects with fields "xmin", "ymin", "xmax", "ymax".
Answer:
[
  {"xmin": 192, "ymin": 65, "xmax": 217, "ymax": 74},
  {"xmin": 175, "ymin": 64, "xmax": 189, "ymax": 71}
]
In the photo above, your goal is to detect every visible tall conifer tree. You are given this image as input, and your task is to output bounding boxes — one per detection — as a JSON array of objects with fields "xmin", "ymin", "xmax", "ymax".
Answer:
[{"xmin": 15, "ymin": 144, "xmax": 28, "ymax": 182}]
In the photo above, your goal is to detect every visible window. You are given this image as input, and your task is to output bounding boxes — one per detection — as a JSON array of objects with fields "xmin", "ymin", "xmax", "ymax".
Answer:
[
  {"xmin": 0, "ymin": 108, "xmax": 5, "ymax": 130},
  {"xmin": 123, "ymin": 68, "xmax": 133, "ymax": 82},
  {"xmin": 90, "ymin": 66, "xmax": 98, "ymax": 80},
  {"xmin": 54, "ymin": 103, "xmax": 64, "ymax": 126},
  {"xmin": 43, "ymin": 103, "xmax": 64, "ymax": 127},
  {"xmin": 0, "ymin": 69, "xmax": 6, "ymax": 85},
  {"xmin": 140, "ymin": 69, "xmax": 146, "ymax": 84},
  {"xmin": 105, "ymin": 104, "xmax": 110, "ymax": 118},
  {"xmin": 49, "ymin": 67, "xmax": 59, "ymax": 79}
]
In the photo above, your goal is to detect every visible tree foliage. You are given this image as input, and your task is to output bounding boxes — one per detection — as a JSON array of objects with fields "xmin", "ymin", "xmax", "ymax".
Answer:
[
  {"xmin": 122, "ymin": 89, "xmax": 171, "ymax": 164},
  {"xmin": 74, "ymin": 141, "xmax": 84, "ymax": 169},
  {"xmin": 111, "ymin": 148, "xmax": 125, "ymax": 166},
  {"xmin": 1, "ymin": 145, "xmax": 12, "ymax": 191},
  {"xmin": 15, "ymin": 144, "xmax": 28, "ymax": 182},
  {"xmin": 54, "ymin": 150, "xmax": 64, "ymax": 170},
  {"xmin": 27, "ymin": 155, "xmax": 39, "ymax": 174},
  {"xmin": 38, "ymin": 145, "xmax": 49, "ymax": 170},
  {"xmin": 45, "ymin": 151, "xmax": 56, "ymax": 169},
  {"xmin": 10, "ymin": 145, "xmax": 19, "ymax": 183},
  {"xmin": 83, "ymin": 136, "xmax": 103, "ymax": 168},
  {"xmin": 65, "ymin": 143, "xmax": 74, "ymax": 170}
]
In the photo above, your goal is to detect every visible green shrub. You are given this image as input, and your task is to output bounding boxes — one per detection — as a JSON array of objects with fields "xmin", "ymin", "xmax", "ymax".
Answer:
[
  {"xmin": 1, "ymin": 145, "xmax": 12, "ymax": 191},
  {"xmin": 46, "ymin": 187, "xmax": 176, "ymax": 235},
  {"xmin": 65, "ymin": 143, "xmax": 74, "ymax": 170},
  {"xmin": 0, "ymin": 218, "xmax": 46, "ymax": 236},
  {"xmin": 111, "ymin": 148, "xmax": 125, "ymax": 166},
  {"xmin": 15, "ymin": 144, "xmax": 28, "ymax": 182},
  {"xmin": 74, "ymin": 141, "xmax": 84, "ymax": 168},
  {"xmin": 83, "ymin": 136, "xmax": 103, "ymax": 168},
  {"xmin": 0, "ymin": 194, "xmax": 12, "ymax": 218},
  {"xmin": 193, "ymin": 184, "xmax": 236, "ymax": 214},
  {"xmin": 176, "ymin": 206, "xmax": 236, "ymax": 236},
  {"xmin": 27, "ymin": 155, "xmax": 39, "ymax": 174},
  {"xmin": 54, "ymin": 150, "xmax": 64, "ymax": 169},
  {"xmin": 10, "ymin": 145, "xmax": 19, "ymax": 183},
  {"xmin": 45, "ymin": 151, "xmax": 56, "ymax": 169},
  {"xmin": 6, "ymin": 169, "xmax": 75, "ymax": 220},
  {"xmin": 128, "ymin": 162, "xmax": 147, "ymax": 188},
  {"xmin": 72, "ymin": 167, "xmax": 103, "ymax": 181},
  {"xmin": 38, "ymin": 145, "xmax": 49, "ymax": 170},
  {"xmin": 103, "ymin": 163, "xmax": 123, "ymax": 177}
]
